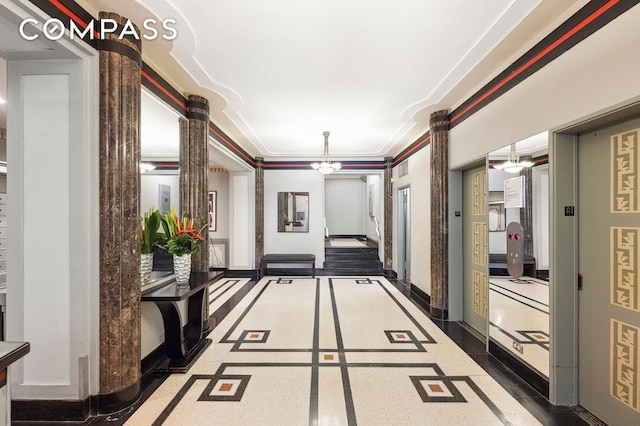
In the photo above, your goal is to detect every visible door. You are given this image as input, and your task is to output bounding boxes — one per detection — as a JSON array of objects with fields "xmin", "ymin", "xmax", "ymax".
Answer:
[
  {"xmin": 397, "ymin": 187, "xmax": 411, "ymax": 280},
  {"xmin": 578, "ymin": 117, "xmax": 640, "ymax": 425},
  {"xmin": 462, "ymin": 165, "xmax": 488, "ymax": 336}
]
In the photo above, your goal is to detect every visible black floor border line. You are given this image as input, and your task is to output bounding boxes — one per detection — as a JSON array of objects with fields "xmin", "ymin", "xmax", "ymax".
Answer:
[
  {"xmin": 488, "ymin": 280, "xmax": 550, "ymax": 308},
  {"xmin": 309, "ymin": 277, "xmax": 320, "ymax": 426},
  {"xmin": 328, "ymin": 278, "xmax": 357, "ymax": 426},
  {"xmin": 489, "ymin": 287, "xmax": 549, "ymax": 314},
  {"xmin": 135, "ymin": 276, "xmax": 562, "ymax": 426},
  {"xmin": 219, "ymin": 279, "xmax": 273, "ymax": 343},
  {"xmin": 208, "ymin": 279, "xmax": 242, "ymax": 306}
]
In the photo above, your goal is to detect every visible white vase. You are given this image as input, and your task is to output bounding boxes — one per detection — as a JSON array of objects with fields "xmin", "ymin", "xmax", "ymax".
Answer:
[
  {"xmin": 173, "ymin": 254, "xmax": 192, "ymax": 287},
  {"xmin": 141, "ymin": 253, "xmax": 153, "ymax": 285}
]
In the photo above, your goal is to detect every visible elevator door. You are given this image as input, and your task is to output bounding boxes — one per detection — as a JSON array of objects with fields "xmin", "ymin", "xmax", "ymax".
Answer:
[
  {"xmin": 462, "ymin": 165, "xmax": 488, "ymax": 336},
  {"xmin": 398, "ymin": 187, "xmax": 411, "ymax": 281},
  {"xmin": 578, "ymin": 116, "xmax": 640, "ymax": 425}
]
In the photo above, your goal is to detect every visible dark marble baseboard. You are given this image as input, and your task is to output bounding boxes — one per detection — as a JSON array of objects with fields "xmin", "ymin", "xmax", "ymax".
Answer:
[{"xmin": 489, "ymin": 339, "xmax": 549, "ymax": 398}]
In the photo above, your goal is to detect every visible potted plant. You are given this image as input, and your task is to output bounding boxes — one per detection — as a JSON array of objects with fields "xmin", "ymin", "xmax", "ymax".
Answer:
[
  {"xmin": 140, "ymin": 207, "xmax": 165, "ymax": 285},
  {"xmin": 161, "ymin": 207, "xmax": 206, "ymax": 286}
]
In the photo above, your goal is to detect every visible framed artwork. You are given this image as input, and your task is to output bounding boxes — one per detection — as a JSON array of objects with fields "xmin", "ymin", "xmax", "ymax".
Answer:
[{"xmin": 208, "ymin": 191, "xmax": 217, "ymax": 231}]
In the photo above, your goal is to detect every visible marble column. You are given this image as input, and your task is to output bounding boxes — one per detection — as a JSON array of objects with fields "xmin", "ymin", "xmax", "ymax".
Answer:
[
  {"xmin": 255, "ymin": 157, "xmax": 264, "ymax": 268},
  {"xmin": 430, "ymin": 110, "xmax": 449, "ymax": 319},
  {"xmin": 384, "ymin": 156, "xmax": 393, "ymax": 273},
  {"xmin": 181, "ymin": 95, "xmax": 210, "ymax": 273},
  {"xmin": 520, "ymin": 162, "xmax": 534, "ymax": 257},
  {"xmin": 98, "ymin": 12, "xmax": 141, "ymax": 408}
]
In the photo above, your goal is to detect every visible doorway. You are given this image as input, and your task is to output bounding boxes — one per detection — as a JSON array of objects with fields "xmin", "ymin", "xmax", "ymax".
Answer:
[
  {"xmin": 397, "ymin": 187, "xmax": 411, "ymax": 281},
  {"xmin": 576, "ymin": 115, "xmax": 640, "ymax": 425}
]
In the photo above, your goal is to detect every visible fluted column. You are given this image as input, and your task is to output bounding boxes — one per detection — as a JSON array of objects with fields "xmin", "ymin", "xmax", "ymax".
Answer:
[
  {"xmin": 181, "ymin": 95, "xmax": 210, "ymax": 273},
  {"xmin": 255, "ymin": 157, "xmax": 264, "ymax": 268},
  {"xmin": 384, "ymin": 156, "xmax": 393, "ymax": 272},
  {"xmin": 98, "ymin": 12, "xmax": 141, "ymax": 407},
  {"xmin": 430, "ymin": 110, "xmax": 449, "ymax": 319}
]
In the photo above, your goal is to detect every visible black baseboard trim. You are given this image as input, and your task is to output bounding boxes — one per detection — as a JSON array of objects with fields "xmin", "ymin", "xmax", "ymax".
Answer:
[
  {"xmin": 225, "ymin": 269, "xmax": 259, "ymax": 279},
  {"xmin": 141, "ymin": 343, "xmax": 167, "ymax": 375},
  {"xmin": 385, "ymin": 269, "xmax": 397, "ymax": 279},
  {"xmin": 410, "ymin": 284, "xmax": 431, "ymax": 311},
  {"xmin": 489, "ymin": 339, "xmax": 549, "ymax": 398},
  {"xmin": 430, "ymin": 306, "xmax": 449, "ymax": 320},
  {"xmin": 12, "ymin": 380, "xmax": 140, "ymax": 422},
  {"xmin": 12, "ymin": 397, "xmax": 93, "ymax": 422},
  {"xmin": 97, "ymin": 381, "xmax": 141, "ymax": 414},
  {"xmin": 327, "ymin": 234, "xmax": 366, "ymax": 239}
]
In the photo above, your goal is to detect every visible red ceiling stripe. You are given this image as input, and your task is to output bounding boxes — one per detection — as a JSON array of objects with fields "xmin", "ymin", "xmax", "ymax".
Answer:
[
  {"xmin": 209, "ymin": 125, "xmax": 255, "ymax": 165},
  {"xmin": 141, "ymin": 70, "xmax": 188, "ymax": 112},
  {"xmin": 49, "ymin": 0, "xmax": 100, "ymax": 39},
  {"xmin": 395, "ymin": 134, "xmax": 430, "ymax": 164},
  {"xmin": 450, "ymin": 0, "xmax": 619, "ymax": 124}
]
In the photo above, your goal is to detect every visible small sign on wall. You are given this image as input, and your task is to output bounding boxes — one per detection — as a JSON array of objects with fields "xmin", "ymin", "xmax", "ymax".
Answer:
[{"xmin": 504, "ymin": 176, "xmax": 525, "ymax": 209}]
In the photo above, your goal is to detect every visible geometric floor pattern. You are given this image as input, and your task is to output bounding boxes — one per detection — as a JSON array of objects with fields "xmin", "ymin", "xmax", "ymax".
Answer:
[{"xmin": 128, "ymin": 277, "xmax": 541, "ymax": 425}]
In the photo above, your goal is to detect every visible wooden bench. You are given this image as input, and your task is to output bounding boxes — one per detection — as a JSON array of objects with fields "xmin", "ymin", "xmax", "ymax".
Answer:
[{"xmin": 260, "ymin": 254, "xmax": 316, "ymax": 278}]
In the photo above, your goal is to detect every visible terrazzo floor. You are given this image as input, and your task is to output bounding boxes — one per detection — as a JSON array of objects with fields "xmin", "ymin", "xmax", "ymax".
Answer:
[{"xmin": 128, "ymin": 276, "xmax": 543, "ymax": 425}]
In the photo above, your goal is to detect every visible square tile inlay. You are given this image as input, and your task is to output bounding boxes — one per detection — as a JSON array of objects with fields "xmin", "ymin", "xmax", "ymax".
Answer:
[
  {"xmin": 410, "ymin": 376, "xmax": 467, "ymax": 403},
  {"xmin": 200, "ymin": 375, "xmax": 251, "ymax": 402}
]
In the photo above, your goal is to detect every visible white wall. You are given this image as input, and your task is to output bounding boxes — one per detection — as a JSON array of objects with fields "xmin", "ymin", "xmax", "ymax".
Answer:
[
  {"xmin": 533, "ymin": 165, "xmax": 549, "ymax": 269},
  {"xmin": 364, "ymin": 174, "xmax": 383, "ymax": 246},
  {"xmin": 325, "ymin": 178, "xmax": 364, "ymax": 236},
  {"xmin": 450, "ymin": 5, "xmax": 640, "ymax": 169},
  {"xmin": 7, "ymin": 57, "xmax": 99, "ymax": 399},
  {"xmin": 230, "ymin": 171, "xmax": 255, "ymax": 269},
  {"xmin": 264, "ymin": 170, "xmax": 325, "ymax": 264},
  {"xmin": 393, "ymin": 145, "xmax": 431, "ymax": 295},
  {"xmin": 208, "ymin": 170, "xmax": 230, "ymax": 240},
  {"xmin": 140, "ymin": 174, "xmax": 180, "ymax": 214}
]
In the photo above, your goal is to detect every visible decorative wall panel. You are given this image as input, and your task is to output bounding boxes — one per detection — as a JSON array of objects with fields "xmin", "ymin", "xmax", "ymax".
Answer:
[
  {"xmin": 472, "ymin": 171, "xmax": 487, "ymax": 215},
  {"xmin": 611, "ymin": 319, "xmax": 640, "ymax": 413},
  {"xmin": 611, "ymin": 227, "xmax": 640, "ymax": 311},
  {"xmin": 611, "ymin": 128, "xmax": 640, "ymax": 213},
  {"xmin": 473, "ymin": 222, "xmax": 487, "ymax": 267},
  {"xmin": 473, "ymin": 271, "xmax": 487, "ymax": 318}
]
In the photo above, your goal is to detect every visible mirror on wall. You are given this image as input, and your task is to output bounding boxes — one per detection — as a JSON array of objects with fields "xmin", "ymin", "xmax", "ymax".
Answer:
[
  {"xmin": 140, "ymin": 88, "xmax": 181, "ymax": 275},
  {"xmin": 487, "ymin": 132, "xmax": 550, "ymax": 382},
  {"xmin": 277, "ymin": 192, "xmax": 309, "ymax": 233}
]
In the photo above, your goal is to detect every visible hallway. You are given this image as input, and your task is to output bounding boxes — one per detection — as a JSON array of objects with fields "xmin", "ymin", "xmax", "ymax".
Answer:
[{"xmin": 128, "ymin": 277, "xmax": 560, "ymax": 425}]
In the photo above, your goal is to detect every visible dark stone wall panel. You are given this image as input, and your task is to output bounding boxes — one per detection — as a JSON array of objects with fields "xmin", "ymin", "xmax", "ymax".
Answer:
[
  {"xmin": 430, "ymin": 110, "xmax": 449, "ymax": 319},
  {"xmin": 98, "ymin": 12, "xmax": 142, "ymax": 397},
  {"xmin": 182, "ymin": 95, "xmax": 210, "ymax": 273},
  {"xmin": 255, "ymin": 157, "xmax": 264, "ymax": 267}
]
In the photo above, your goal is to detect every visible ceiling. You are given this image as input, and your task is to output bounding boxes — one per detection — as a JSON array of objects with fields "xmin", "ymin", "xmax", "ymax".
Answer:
[{"xmin": 1, "ymin": 0, "xmax": 586, "ymax": 161}]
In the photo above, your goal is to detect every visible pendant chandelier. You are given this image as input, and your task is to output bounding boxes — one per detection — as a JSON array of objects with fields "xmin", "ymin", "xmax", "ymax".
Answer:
[
  {"xmin": 311, "ymin": 131, "xmax": 341, "ymax": 174},
  {"xmin": 493, "ymin": 144, "xmax": 534, "ymax": 174}
]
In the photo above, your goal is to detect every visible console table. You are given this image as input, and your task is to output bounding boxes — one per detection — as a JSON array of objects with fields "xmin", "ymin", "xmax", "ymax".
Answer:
[{"xmin": 142, "ymin": 271, "xmax": 223, "ymax": 372}]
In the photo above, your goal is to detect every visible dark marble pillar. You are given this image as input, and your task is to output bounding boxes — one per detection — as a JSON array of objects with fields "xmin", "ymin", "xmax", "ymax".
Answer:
[
  {"xmin": 98, "ymin": 12, "xmax": 141, "ymax": 408},
  {"xmin": 430, "ymin": 110, "xmax": 450, "ymax": 319},
  {"xmin": 255, "ymin": 157, "xmax": 264, "ymax": 268},
  {"xmin": 520, "ymin": 162, "xmax": 534, "ymax": 257},
  {"xmin": 384, "ymin": 156, "xmax": 393, "ymax": 272},
  {"xmin": 181, "ymin": 95, "xmax": 210, "ymax": 273}
]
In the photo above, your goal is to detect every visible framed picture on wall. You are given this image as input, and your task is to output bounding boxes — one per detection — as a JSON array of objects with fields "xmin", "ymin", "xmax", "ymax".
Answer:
[{"xmin": 208, "ymin": 191, "xmax": 217, "ymax": 231}]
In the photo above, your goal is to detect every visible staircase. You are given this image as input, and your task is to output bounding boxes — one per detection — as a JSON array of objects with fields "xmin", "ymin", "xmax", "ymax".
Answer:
[{"xmin": 323, "ymin": 237, "xmax": 383, "ymax": 275}]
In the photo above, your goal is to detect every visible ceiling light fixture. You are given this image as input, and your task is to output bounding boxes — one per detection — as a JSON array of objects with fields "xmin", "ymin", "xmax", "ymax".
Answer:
[
  {"xmin": 493, "ymin": 144, "xmax": 534, "ymax": 174},
  {"xmin": 139, "ymin": 162, "xmax": 156, "ymax": 173},
  {"xmin": 311, "ymin": 131, "xmax": 341, "ymax": 174},
  {"xmin": 0, "ymin": 96, "xmax": 7, "ymax": 105}
]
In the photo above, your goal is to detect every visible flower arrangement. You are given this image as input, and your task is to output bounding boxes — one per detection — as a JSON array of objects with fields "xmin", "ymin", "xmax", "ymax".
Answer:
[
  {"xmin": 161, "ymin": 207, "xmax": 206, "ymax": 256},
  {"xmin": 141, "ymin": 207, "xmax": 166, "ymax": 254}
]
